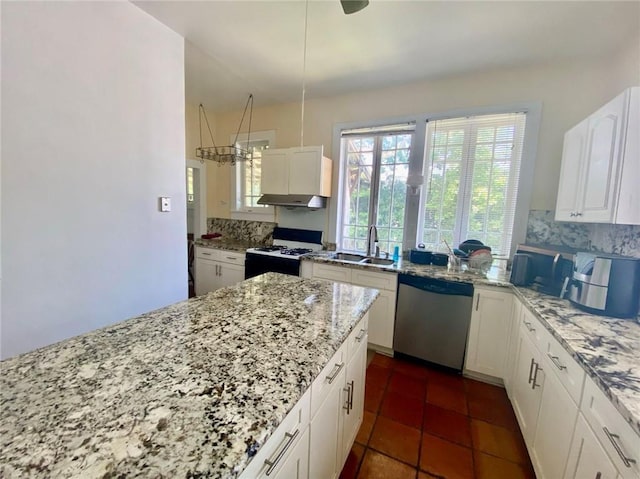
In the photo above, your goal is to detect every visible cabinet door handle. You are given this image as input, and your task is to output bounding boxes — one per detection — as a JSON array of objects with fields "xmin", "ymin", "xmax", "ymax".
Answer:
[
  {"xmin": 575, "ymin": 212, "xmax": 583, "ymax": 217},
  {"xmin": 528, "ymin": 357, "xmax": 535, "ymax": 384},
  {"xmin": 547, "ymin": 353, "xmax": 567, "ymax": 371},
  {"xmin": 264, "ymin": 429, "xmax": 300, "ymax": 475},
  {"xmin": 475, "ymin": 294, "xmax": 481, "ymax": 311},
  {"xmin": 570, "ymin": 212, "xmax": 576, "ymax": 217},
  {"xmin": 326, "ymin": 362, "xmax": 344, "ymax": 384},
  {"xmin": 355, "ymin": 329, "xmax": 367, "ymax": 342},
  {"xmin": 595, "ymin": 473, "xmax": 602, "ymax": 479},
  {"xmin": 215, "ymin": 264, "xmax": 219, "ymax": 276},
  {"xmin": 218, "ymin": 265, "xmax": 222, "ymax": 276},
  {"xmin": 531, "ymin": 362, "xmax": 542, "ymax": 390},
  {"xmin": 603, "ymin": 427, "xmax": 636, "ymax": 467},
  {"xmin": 523, "ymin": 321, "xmax": 536, "ymax": 333},
  {"xmin": 348, "ymin": 380, "xmax": 354, "ymax": 411},
  {"xmin": 343, "ymin": 384, "xmax": 351, "ymax": 413}
]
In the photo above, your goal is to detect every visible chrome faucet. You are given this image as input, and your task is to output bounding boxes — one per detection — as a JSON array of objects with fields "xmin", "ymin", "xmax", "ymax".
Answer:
[{"xmin": 366, "ymin": 225, "xmax": 379, "ymax": 257}]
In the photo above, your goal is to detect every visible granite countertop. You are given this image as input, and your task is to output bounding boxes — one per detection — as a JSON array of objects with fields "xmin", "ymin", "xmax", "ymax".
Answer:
[
  {"xmin": 514, "ymin": 287, "xmax": 640, "ymax": 437},
  {"xmin": 194, "ymin": 238, "xmax": 266, "ymax": 253},
  {"xmin": 0, "ymin": 273, "xmax": 379, "ymax": 478},
  {"xmin": 301, "ymin": 252, "xmax": 512, "ymax": 287},
  {"xmin": 302, "ymin": 253, "xmax": 640, "ymax": 436}
]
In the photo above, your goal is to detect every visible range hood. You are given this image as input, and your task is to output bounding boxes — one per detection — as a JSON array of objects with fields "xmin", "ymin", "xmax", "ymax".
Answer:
[{"xmin": 257, "ymin": 194, "xmax": 327, "ymax": 209}]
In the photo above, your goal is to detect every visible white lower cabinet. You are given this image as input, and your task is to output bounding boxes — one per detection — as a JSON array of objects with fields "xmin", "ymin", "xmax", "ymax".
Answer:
[
  {"xmin": 239, "ymin": 389, "xmax": 311, "ymax": 479},
  {"xmin": 464, "ymin": 287, "xmax": 513, "ymax": 380},
  {"xmin": 341, "ymin": 336, "xmax": 367, "ymax": 467},
  {"xmin": 531, "ymin": 355, "xmax": 579, "ymax": 479},
  {"xmin": 268, "ymin": 427, "xmax": 310, "ymax": 479},
  {"xmin": 580, "ymin": 376, "xmax": 640, "ymax": 479},
  {"xmin": 511, "ymin": 324, "xmax": 545, "ymax": 445},
  {"xmin": 240, "ymin": 314, "xmax": 368, "ymax": 479},
  {"xmin": 504, "ymin": 295, "xmax": 523, "ymax": 396},
  {"xmin": 564, "ymin": 414, "xmax": 619, "ymax": 479},
  {"xmin": 309, "ymin": 314, "xmax": 368, "ymax": 479},
  {"xmin": 310, "ymin": 262, "xmax": 396, "ymax": 353},
  {"xmin": 309, "ymin": 360, "xmax": 345, "ymax": 479},
  {"xmin": 195, "ymin": 247, "xmax": 245, "ymax": 295}
]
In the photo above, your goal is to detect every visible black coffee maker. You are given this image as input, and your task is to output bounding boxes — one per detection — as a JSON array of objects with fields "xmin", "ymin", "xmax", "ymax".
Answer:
[{"xmin": 510, "ymin": 244, "xmax": 575, "ymax": 296}]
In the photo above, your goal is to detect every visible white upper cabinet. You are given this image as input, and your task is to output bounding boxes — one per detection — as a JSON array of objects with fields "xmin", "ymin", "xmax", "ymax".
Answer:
[
  {"xmin": 261, "ymin": 146, "xmax": 332, "ymax": 197},
  {"xmin": 261, "ymin": 148, "xmax": 289, "ymax": 195},
  {"xmin": 556, "ymin": 86, "xmax": 639, "ymax": 224}
]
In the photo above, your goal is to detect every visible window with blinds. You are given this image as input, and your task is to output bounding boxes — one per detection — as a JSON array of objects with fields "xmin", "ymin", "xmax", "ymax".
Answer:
[{"xmin": 419, "ymin": 112, "xmax": 526, "ymax": 256}]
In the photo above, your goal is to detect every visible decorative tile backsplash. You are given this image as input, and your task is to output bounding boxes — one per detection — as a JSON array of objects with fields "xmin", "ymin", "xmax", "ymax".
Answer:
[
  {"xmin": 207, "ymin": 218, "xmax": 276, "ymax": 245},
  {"xmin": 526, "ymin": 210, "xmax": 640, "ymax": 258}
]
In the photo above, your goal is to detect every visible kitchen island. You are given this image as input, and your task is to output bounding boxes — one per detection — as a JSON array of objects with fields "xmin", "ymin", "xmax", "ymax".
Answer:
[{"xmin": 0, "ymin": 273, "xmax": 378, "ymax": 478}]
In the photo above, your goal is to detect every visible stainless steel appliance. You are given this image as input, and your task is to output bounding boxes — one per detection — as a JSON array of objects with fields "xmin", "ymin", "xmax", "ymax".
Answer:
[
  {"xmin": 245, "ymin": 227, "xmax": 322, "ymax": 279},
  {"xmin": 568, "ymin": 252, "xmax": 640, "ymax": 318},
  {"xmin": 394, "ymin": 274, "xmax": 473, "ymax": 371},
  {"xmin": 509, "ymin": 244, "xmax": 575, "ymax": 296}
]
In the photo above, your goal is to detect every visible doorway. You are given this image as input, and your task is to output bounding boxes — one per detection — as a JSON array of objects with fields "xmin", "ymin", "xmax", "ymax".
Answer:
[{"xmin": 186, "ymin": 159, "xmax": 207, "ymax": 297}]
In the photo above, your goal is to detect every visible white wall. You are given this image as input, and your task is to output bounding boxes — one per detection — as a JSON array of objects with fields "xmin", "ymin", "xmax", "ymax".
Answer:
[
  {"xmin": 1, "ymin": 2, "xmax": 187, "ymax": 359},
  {"xmin": 198, "ymin": 44, "xmax": 640, "ymax": 237}
]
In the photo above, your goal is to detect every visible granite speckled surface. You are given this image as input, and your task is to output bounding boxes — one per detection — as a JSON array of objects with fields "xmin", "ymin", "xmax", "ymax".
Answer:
[
  {"xmin": 195, "ymin": 238, "xmax": 261, "ymax": 253},
  {"xmin": 515, "ymin": 287, "xmax": 640, "ymax": 437},
  {"xmin": 0, "ymin": 273, "xmax": 378, "ymax": 478},
  {"xmin": 302, "ymin": 253, "xmax": 640, "ymax": 436},
  {"xmin": 206, "ymin": 218, "xmax": 276, "ymax": 245}
]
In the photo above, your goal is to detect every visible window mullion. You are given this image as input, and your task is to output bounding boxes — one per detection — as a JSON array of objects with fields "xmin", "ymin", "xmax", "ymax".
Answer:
[
  {"xmin": 456, "ymin": 124, "xmax": 475, "ymax": 245},
  {"xmin": 370, "ymin": 136, "xmax": 382, "ymax": 228}
]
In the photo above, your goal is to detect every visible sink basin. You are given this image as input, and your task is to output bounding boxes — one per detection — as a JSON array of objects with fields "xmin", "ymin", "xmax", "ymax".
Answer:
[
  {"xmin": 360, "ymin": 257, "xmax": 395, "ymax": 266},
  {"xmin": 333, "ymin": 252, "xmax": 367, "ymax": 262}
]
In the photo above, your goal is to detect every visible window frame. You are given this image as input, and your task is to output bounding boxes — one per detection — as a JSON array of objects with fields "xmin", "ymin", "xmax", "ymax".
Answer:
[
  {"xmin": 338, "ymin": 130, "xmax": 414, "ymax": 254},
  {"xmin": 230, "ymin": 130, "xmax": 276, "ymax": 221},
  {"xmin": 330, "ymin": 103, "xmax": 541, "ymax": 258},
  {"xmin": 419, "ymin": 113, "xmax": 527, "ymax": 256}
]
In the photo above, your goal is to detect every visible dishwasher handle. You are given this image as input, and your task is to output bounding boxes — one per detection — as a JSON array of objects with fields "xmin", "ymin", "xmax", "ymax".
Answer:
[{"xmin": 398, "ymin": 274, "xmax": 473, "ymax": 297}]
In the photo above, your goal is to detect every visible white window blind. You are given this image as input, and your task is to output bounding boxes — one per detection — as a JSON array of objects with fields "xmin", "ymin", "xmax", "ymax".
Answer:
[{"xmin": 419, "ymin": 112, "xmax": 526, "ymax": 256}]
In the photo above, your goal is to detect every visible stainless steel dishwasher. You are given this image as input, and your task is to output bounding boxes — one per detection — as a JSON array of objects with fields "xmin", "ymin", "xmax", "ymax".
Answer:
[{"xmin": 394, "ymin": 274, "xmax": 474, "ymax": 371}]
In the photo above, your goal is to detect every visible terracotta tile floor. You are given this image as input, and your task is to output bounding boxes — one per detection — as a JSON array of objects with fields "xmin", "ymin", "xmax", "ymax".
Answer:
[{"xmin": 340, "ymin": 353, "xmax": 536, "ymax": 479}]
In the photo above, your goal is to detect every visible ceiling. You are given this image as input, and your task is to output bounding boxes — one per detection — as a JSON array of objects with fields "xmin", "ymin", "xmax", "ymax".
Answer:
[{"xmin": 134, "ymin": 1, "xmax": 640, "ymax": 113}]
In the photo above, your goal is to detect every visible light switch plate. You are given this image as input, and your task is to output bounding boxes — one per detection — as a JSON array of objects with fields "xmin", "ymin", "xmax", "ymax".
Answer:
[{"xmin": 160, "ymin": 197, "xmax": 171, "ymax": 212}]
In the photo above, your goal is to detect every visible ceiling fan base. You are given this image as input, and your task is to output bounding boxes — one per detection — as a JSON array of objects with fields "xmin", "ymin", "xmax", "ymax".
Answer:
[{"xmin": 341, "ymin": 0, "xmax": 369, "ymax": 15}]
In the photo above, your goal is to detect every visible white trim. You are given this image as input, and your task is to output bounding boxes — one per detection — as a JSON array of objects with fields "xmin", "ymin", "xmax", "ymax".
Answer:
[
  {"xmin": 330, "ymin": 101, "xmax": 542, "ymax": 256},
  {"xmin": 187, "ymin": 159, "xmax": 207, "ymax": 238}
]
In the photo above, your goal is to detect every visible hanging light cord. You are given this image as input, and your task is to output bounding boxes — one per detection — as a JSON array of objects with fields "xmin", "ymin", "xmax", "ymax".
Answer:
[{"xmin": 300, "ymin": 0, "xmax": 309, "ymax": 149}]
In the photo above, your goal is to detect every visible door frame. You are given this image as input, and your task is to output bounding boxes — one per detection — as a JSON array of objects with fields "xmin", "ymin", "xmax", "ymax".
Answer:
[{"xmin": 187, "ymin": 159, "xmax": 207, "ymax": 239}]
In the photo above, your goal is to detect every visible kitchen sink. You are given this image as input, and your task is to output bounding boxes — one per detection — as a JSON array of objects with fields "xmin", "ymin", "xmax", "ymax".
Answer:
[
  {"xmin": 360, "ymin": 257, "xmax": 395, "ymax": 266},
  {"xmin": 332, "ymin": 252, "xmax": 367, "ymax": 262}
]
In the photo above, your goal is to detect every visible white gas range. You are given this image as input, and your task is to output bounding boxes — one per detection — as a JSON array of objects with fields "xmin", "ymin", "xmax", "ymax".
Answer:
[{"xmin": 245, "ymin": 227, "xmax": 323, "ymax": 279}]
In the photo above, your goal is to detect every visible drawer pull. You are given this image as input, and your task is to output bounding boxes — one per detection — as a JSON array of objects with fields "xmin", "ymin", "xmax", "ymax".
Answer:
[
  {"xmin": 547, "ymin": 353, "xmax": 567, "ymax": 371},
  {"xmin": 202, "ymin": 252, "xmax": 212, "ymax": 256},
  {"xmin": 523, "ymin": 321, "xmax": 536, "ymax": 333},
  {"xmin": 326, "ymin": 362, "xmax": 344, "ymax": 384},
  {"xmin": 355, "ymin": 329, "xmax": 367, "ymax": 342},
  {"xmin": 264, "ymin": 429, "xmax": 300, "ymax": 475},
  {"xmin": 603, "ymin": 427, "xmax": 636, "ymax": 468},
  {"xmin": 226, "ymin": 256, "xmax": 237, "ymax": 260}
]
